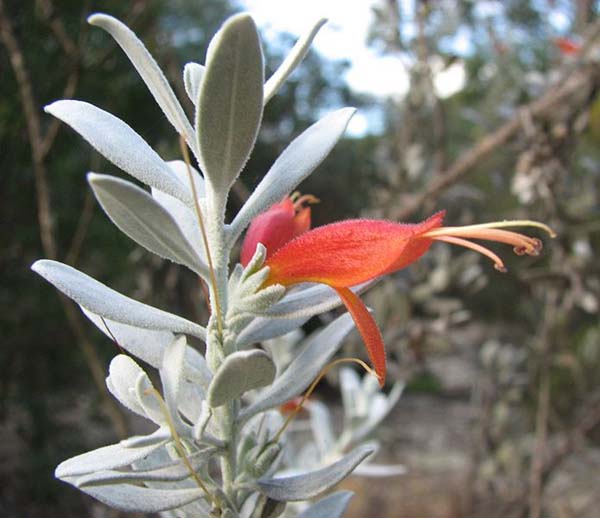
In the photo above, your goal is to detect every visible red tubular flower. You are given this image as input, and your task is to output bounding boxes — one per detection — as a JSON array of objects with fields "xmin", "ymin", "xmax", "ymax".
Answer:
[
  {"xmin": 555, "ymin": 37, "xmax": 581, "ymax": 55},
  {"xmin": 263, "ymin": 212, "xmax": 555, "ymax": 386},
  {"xmin": 240, "ymin": 194, "xmax": 318, "ymax": 266}
]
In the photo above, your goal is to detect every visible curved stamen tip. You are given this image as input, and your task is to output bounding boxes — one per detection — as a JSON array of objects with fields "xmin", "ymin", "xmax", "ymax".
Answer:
[
  {"xmin": 426, "ymin": 218, "xmax": 553, "ymax": 272},
  {"xmin": 294, "ymin": 193, "xmax": 320, "ymax": 209},
  {"xmin": 514, "ymin": 237, "xmax": 543, "ymax": 256}
]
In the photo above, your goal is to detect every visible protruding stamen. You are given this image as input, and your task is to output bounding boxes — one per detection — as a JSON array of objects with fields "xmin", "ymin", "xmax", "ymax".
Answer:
[
  {"xmin": 427, "ymin": 220, "xmax": 556, "ymax": 239},
  {"xmin": 432, "ymin": 235, "xmax": 507, "ymax": 272},
  {"xmin": 422, "ymin": 219, "xmax": 555, "ymax": 270},
  {"xmin": 293, "ymin": 193, "xmax": 320, "ymax": 212},
  {"xmin": 425, "ymin": 227, "xmax": 543, "ymax": 256}
]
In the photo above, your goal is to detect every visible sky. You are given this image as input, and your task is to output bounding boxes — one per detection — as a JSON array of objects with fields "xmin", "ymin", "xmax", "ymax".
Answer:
[
  {"xmin": 238, "ymin": 0, "xmax": 575, "ymax": 135},
  {"xmin": 238, "ymin": 0, "xmax": 464, "ymax": 135}
]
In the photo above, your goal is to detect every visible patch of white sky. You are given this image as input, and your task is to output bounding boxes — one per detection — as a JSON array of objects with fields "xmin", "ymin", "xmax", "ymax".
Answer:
[{"xmin": 238, "ymin": 0, "xmax": 576, "ymax": 136}]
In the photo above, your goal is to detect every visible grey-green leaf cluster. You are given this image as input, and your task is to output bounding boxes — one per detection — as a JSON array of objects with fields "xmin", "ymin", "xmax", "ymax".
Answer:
[{"xmin": 33, "ymin": 11, "xmax": 404, "ymax": 518}]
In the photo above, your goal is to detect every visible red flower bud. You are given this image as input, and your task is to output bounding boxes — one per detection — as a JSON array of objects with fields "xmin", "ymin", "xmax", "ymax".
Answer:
[
  {"xmin": 240, "ymin": 194, "xmax": 317, "ymax": 266},
  {"xmin": 555, "ymin": 37, "xmax": 581, "ymax": 55}
]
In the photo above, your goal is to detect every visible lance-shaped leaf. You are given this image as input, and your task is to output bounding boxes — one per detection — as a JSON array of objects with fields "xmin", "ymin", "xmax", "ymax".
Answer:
[
  {"xmin": 88, "ymin": 14, "xmax": 195, "ymax": 147},
  {"xmin": 237, "ymin": 315, "xmax": 309, "ymax": 348},
  {"xmin": 264, "ymin": 18, "xmax": 327, "ymax": 103},
  {"xmin": 77, "ymin": 484, "xmax": 205, "ymax": 513},
  {"xmin": 89, "ymin": 174, "xmax": 207, "ymax": 277},
  {"xmin": 106, "ymin": 355, "xmax": 172, "ymax": 427},
  {"xmin": 183, "ymin": 62, "xmax": 205, "ymax": 104},
  {"xmin": 353, "ymin": 463, "xmax": 406, "ymax": 477},
  {"xmin": 350, "ymin": 382, "xmax": 404, "ymax": 444},
  {"xmin": 207, "ymin": 350, "xmax": 276, "ymax": 407},
  {"xmin": 306, "ymin": 401, "xmax": 336, "ymax": 459},
  {"xmin": 263, "ymin": 281, "xmax": 372, "ymax": 319},
  {"xmin": 257, "ymin": 444, "xmax": 374, "ymax": 501},
  {"xmin": 55, "ymin": 440, "xmax": 167, "ymax": 479},
  {"xmin": 81, "ymin": 309, "xmax": 210, "ymax": 386},
  {"xmin": 239, "ymin": 314, "xmax": 354, "ymax": 421},
  {"xmin": 32, "ymin": 260, "xmax": 206, "ymax": 339},
  {"xmin": 228, "ymin": 108, "xmax": 355, "ymax": 245},
  {"xmin": 151, "ymin": 160, "xmax": 206, "ymax": 260},
  {"xmin": 197, "ymin": 14, "xmax": 263, "ymax": 193},
  {"xmin": 298, "ymin": 491, "xmax": 354, "ymax": 518},
  {"xmin": 44, "ymin": 100, "xmax": 192, "ymax": 205},
  {"xmin": 160, "ymin": 335, "xmax": 187, "ymax": 420},
  {"xmin": 107, "ymin": 354, "xmax": 160, "ymax": 421},
  {"xmin": 76, "ymin": 447, "xmax": 215, "ymax": 487}
]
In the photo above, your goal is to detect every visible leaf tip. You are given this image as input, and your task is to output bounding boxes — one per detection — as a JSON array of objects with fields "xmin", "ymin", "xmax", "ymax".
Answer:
[
  {"xmin": 43, "ymin": 100, "xmax": 61, "ymax": 115},
  {"xmin": 87, "ymin": 13, "xmax": 111, "ymax": 27},
  {"xmin": 30, "ymin": 259, "xmax": 49, "ymax": 275}
]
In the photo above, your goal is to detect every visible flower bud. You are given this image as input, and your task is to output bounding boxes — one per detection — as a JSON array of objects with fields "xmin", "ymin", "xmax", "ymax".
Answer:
[{"xmin": 240, "ymin": 194, "xmax": 317, "ymax": 266}]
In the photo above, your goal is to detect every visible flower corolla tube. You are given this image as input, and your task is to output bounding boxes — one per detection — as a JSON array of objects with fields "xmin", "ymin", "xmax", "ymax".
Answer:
[{"xmin": 242, "ymin": 207, "xmax": 555, "ymax": 385}]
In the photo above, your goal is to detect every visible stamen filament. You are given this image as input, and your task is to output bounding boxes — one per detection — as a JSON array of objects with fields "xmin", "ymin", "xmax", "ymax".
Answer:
[
  {"xmin": 272, "ymin": 358, "xmax": 377, "ymax": 443},
  {"xmin": 432, "ymin": 235, "xmax": 507, "ymax": 272},
  {"xmin": 293, "ymin": 194, "xmax": 319, "ymax": 210},
  {"xmin": 179, "ymin": 137, "xmax": 223, "ymax": 336},
  {"xmin": 425, "ymin": 220, "xmax": 556, "ymax": 238},
  {"xmin": 427, "ymin": 228, "xmax": 542, "ymax": 255}
]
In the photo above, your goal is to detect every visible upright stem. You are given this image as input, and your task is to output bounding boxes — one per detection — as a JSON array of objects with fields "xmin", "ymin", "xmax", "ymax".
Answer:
[{"xmin": 200, "ymin": 180, "xmax": 240, "ymax": 506}]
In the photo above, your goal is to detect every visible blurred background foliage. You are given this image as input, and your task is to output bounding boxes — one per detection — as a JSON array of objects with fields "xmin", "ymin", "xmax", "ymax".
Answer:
[{"xmin": 1, "ymin": 0, "xmax": 599, "ymax": 517}]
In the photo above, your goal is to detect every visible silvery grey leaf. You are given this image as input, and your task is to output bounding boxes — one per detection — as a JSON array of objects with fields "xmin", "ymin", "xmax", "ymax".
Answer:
[
  {"xmin": 81, "ymin": 309, "xmax": 210, "ymax": 386},
  {"xmin": 151, "ymin": 161, "xmax": 207, "ymax": 261},
  {"xmin": 264, "ymin": 280, "xmax": 373, "ymax": 320},
  {"xmin": 306, "ymin": 401, "xmax": 336, "ymax": 459},
  {"xmin": 178, "ymin": 379, "xmax": 207, "ymax": 424},
  {"xmin": 339, "ymin": 367, "xmax": 362, "ymax": 420},
  {"xmin": 32, "ymin": 260, "xmax": 206, "ymax": 339},
  {"xmin": 160, "ymin": 336, "xmax": 187, "ymax": 419},
  {"xmin": 183, "ymin": 62, "xmax": 205, "ymax": 104},
  {"xmin": 106, "ymin": 354, "xmax": 154, "ymax": 419},
  {"xmin": 352, "ymin": 463, "xmax": 406, "ymax": 477},
  {"xmin": 160, "ymin": 497, "xmax": 211, "ymax": 518},
  {"xmin": 228, "ymin": 263, "xmax": 244, "ymax": 292},
  {"xmin": 236, "ymin": 315, "xmax": 309, "ymax": 349},
  {"xmin": 197, "ymin": 14, "xmax": 264, "ymax": 193},
  {"xmin": 207, "ymin": 350, "xmax": 276, "ymax": 408},
  {"xmin": 120, "ymin": 428, "xmax": 170, "ymax": 448},
  {"xmin": 240, "ymin": 243, "xmax": 267, "ymax": 280},
  {"xmin": 239, "ymin": 314, "xmax": 354, "ymax": 420},
  {"xmin": 263, "ymin": 18, "xmax": 327, "ymax": 103},
  {"xmin": 236, "ymin": 285, "xmax": 286, "ymax": 313},
  {"xmin": 165, "ymin": 159, "xmax": 206, "ymax": 196},
  {"xmin": 351, "ymin": 382, "xmax": 404, "ymax": 443},
  {"xmin": 257, "ymin": 444, "xmax": 374, "ymax": 501},
  {"xmin": 44, "ymin": 100, "xmax": 192, "ymax": 205},
  {"xmin": 78, "ymin": 483, "xmax": 205, "ymax": 513},
  {"xmin": 228, "ymin": 108, "xmax": 355, "ymax": 245},
  {"xmin": 262, "ymin": 329, "xmax": 305, "ymax": 372},
  {"xmin": 55, "ymin": 439, "xmax": 166, "ymax": 479},
  {"xmin": 88, "ymin": 14, "xmax": 195, "ymax": 148},
  {"xmin": 297, "ymin": 491, "xmax": 354, "ymax": 518},
  {"xmin": 133, "ymin": 368, "xmax": 166, "ymax": 425},
  {"xmin": 76, "ymin": 447, "xmax": 215, "ymax": 487},
  {"xmin": 234, "ymin": 266, "xmax": 270, "ymax": 300},
  {"xmin": 192, "ymin": 401, "xmax": 212, "ymax": 441},
  {"xmin": 89, "ymin": 174, "xmax": 208, "ymax": 277}
]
